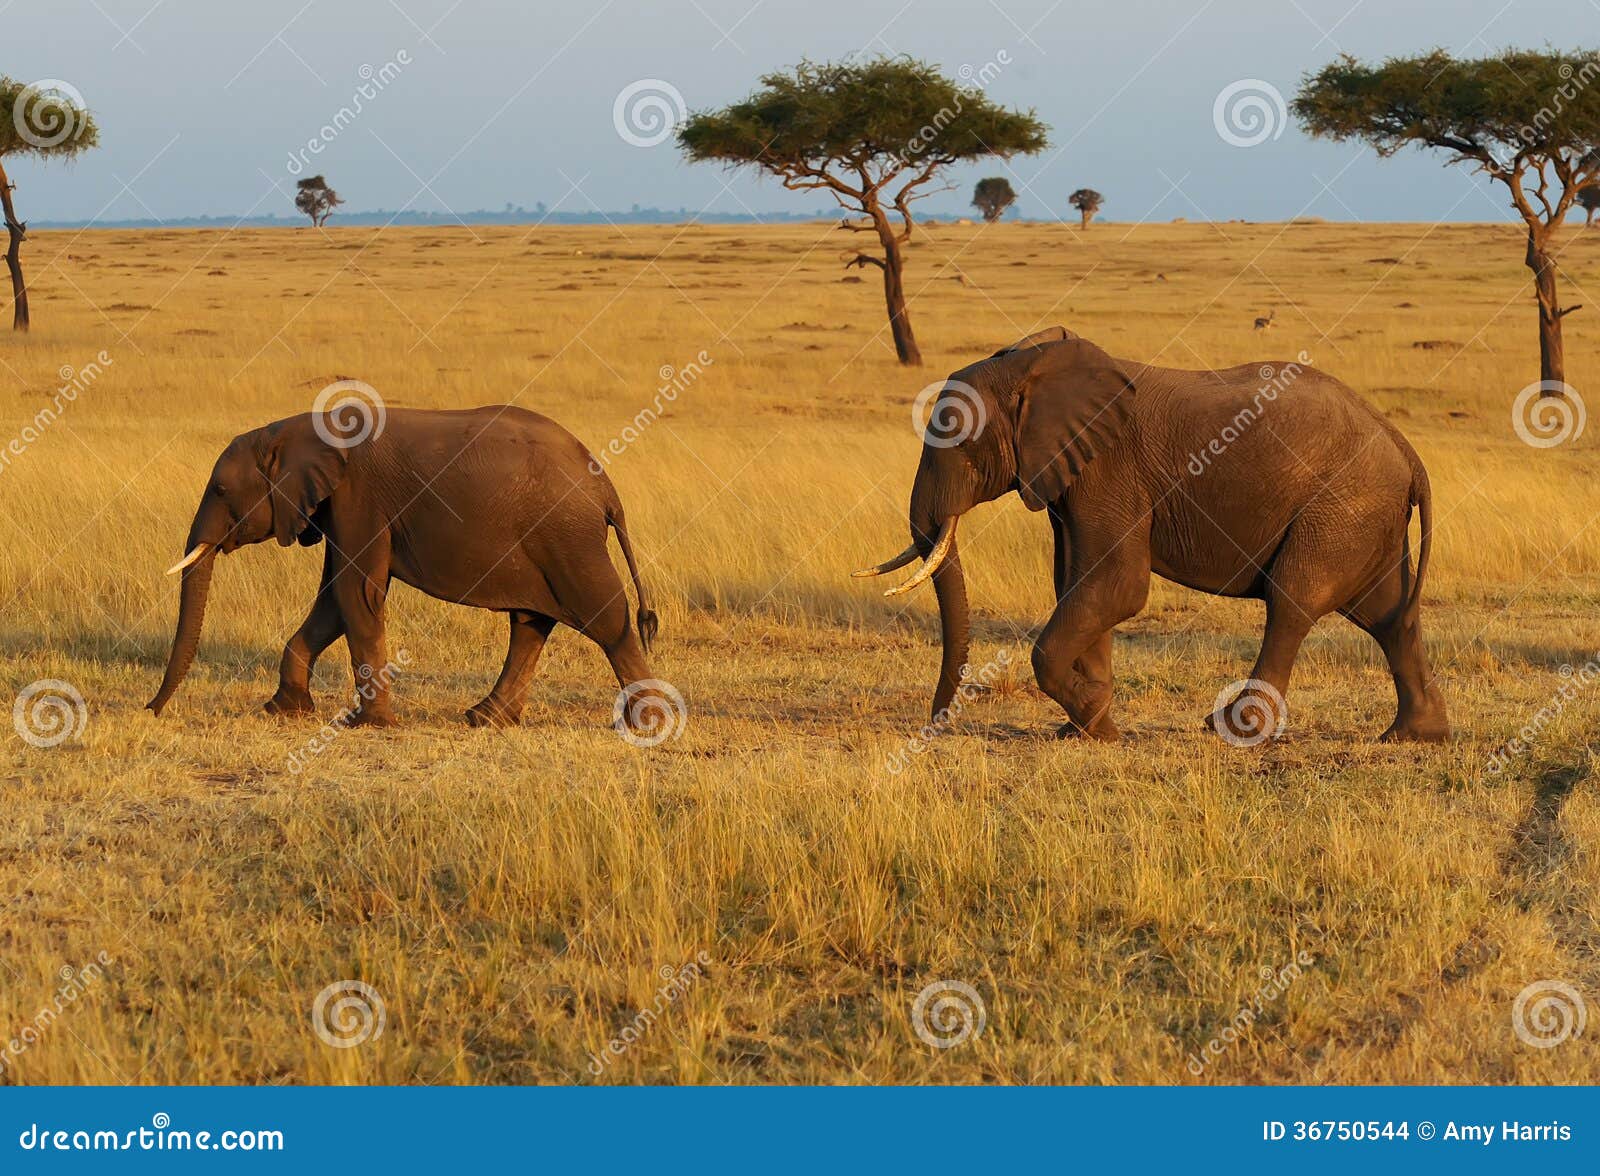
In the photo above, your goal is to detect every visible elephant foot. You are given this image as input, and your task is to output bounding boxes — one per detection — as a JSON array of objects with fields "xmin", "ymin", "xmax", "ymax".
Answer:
[
  {"xmin": 1055, "ymin": 717, "xmax": 1120, "ymax": 742},
  {"xmin": 466, "ymin": 698, "xmax": 522, "ymax": 728},
  {"xmin": 263, "ymin": 686, "xmax": 315, "ymax": 717},
  {"xmin": 1379, "ymin": 714, "xmax": 1450, "ymax": 743},
  {"xmin": 342, "ymin": 706, "xmax": 397, "ymax": 729}
]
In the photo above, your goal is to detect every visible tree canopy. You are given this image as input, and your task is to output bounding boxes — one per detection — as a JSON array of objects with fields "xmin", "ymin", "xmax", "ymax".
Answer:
[
  {"xmin": 1293, "ymin": 50, "xmax": 1599, "ymax": 218},
  {"xmin": 972, "ymin": 177, "xmax": 1017, "ymax": 223},
  {"xmin": 0, "ymin": 78, "xmax": 100, "ymax": 160},
  {"xmin": 679, "ymin": 57, "xmax": 1048, "ymax": 364},
  {"xmin": 1295, "ymin": 49, "xmax": 1600, "ymax": 388}
]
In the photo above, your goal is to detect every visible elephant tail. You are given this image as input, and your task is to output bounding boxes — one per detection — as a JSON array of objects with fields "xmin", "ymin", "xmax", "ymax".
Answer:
[
  {"xmin": 1406, "ymin": 457, "xmax": 1432, "ymax": 621},
  {"xmin": 607, "ymin": 506, "xmax": 659, "ymax": 652}
]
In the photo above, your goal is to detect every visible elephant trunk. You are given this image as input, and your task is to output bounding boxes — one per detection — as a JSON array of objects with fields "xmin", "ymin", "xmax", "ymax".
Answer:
[
  {"xmin": 929, "ymin": 535, "xmax": 969, "ymax": 720},
  {"xmin": 147, "ymin": 501, "xmax": 228, "ymax": 716}
]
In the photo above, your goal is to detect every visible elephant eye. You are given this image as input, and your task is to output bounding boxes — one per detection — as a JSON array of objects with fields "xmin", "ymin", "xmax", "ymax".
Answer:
[{"xmin": 212, "ymin": 482, "xmax": 227, "ymax": 497}]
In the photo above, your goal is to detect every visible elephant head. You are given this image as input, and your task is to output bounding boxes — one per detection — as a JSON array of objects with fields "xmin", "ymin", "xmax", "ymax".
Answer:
[
  {"xmin": 147, "ymin": 415, "xmax": 346, "ymax": 715},
  {"xmin": 855, "ymin": 328, "xmax": 1137, "ymax": 719}
]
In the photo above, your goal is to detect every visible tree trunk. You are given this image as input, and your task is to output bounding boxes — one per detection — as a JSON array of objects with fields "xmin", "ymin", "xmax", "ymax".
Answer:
[
  {"xmin": 1080, "ymin": 209, "xmax": 1091, "ymax": 230},
  {"xmin": 1525, "ymin": 227, "xmax": 1567, "ymax": 390},
  {"xmin": 876, "ymin": 222, "xmax": 921, "ymax": 366},
  {"xmin": 0, "ymin": 158, "xmax": 30, "ymax": 332},
  {"xmin": 1588, "ymin": 206, "xmax": 1596, "ymax": 227}
]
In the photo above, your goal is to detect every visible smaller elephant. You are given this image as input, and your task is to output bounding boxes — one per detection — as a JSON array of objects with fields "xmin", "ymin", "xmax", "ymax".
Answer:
[{"xmin": 148, "ymin": 404, "xmax": 661, "ymax": 730}]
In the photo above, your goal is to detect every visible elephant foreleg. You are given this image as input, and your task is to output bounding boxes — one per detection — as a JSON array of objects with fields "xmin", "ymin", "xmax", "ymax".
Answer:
[
  {"xmin": 331, "ymin": 531, "xmax": 396, "ymax": 727},
  {"xmin": 266, "ymin": 548, "xmax": 345, "ymax": 716},
  {"xmin": 1033, "ymin": 560, "xmax": 1145, "ymax": 741},
  {"xmin": 467, "ymin": 611, "xmax": 556, "ymax": 728}
]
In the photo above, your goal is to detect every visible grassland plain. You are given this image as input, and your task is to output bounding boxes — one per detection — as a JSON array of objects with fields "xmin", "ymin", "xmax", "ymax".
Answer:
[{"xmin": 1, "ymin": 219, "xmax": 1598, "ymax": 1084}]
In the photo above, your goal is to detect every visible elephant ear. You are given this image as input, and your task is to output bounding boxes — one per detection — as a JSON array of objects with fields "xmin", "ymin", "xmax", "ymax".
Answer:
[
  {"xmin": 259, "ymin": 417, "xmax": 347, "ymax": 547},
  {"xmin": 1013, "ymin": 339, "xmax": 1137, "ymax": 511},
  {"xmin": 991, "ymin": 325, "xmax": 1075, "ymax": 357}
]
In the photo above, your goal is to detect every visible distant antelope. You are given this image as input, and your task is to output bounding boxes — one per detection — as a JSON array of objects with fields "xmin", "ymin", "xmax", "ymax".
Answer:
[{"xmin": 1253, "ymin": 309, "xmax": 1275, "ymax": 330}]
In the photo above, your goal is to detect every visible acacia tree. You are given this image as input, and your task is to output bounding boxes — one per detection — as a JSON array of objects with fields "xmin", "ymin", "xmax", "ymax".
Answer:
[
  {"xmin": 294, "ymin": 175, "xmax": 344, "ymax": 227},
  {"xmin": 0, "ymin": 79, "xmax": 100, "ymax": 331},
  {"xmin": 1295, "ymin": 49, "xmax": 1600, "ymax": 391},
  {"xmin": 1068, "ymin": 187, "xmax": 1103, "ymax": 229},
  {"xmin": 1580, "ymin": 181, "xmax": 1600, "ymax": 225},
  {"xmin": 679, "ymin": 58, "xmax": 1047, "ymax": 365},
  {"xmin": 972, "ymin": 177, "xmax": 1017, "ymax": 223}
]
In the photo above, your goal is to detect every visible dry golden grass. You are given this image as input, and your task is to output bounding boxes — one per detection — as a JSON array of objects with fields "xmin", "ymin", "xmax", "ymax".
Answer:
[{"xmin": 2, "ymin": 219, "xmax": 1598, "ymax": 1083}]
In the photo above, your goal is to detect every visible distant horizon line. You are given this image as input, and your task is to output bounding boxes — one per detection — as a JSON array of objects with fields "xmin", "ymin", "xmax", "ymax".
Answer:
[{"xmin": 33, "ymin": 207, "xmax": 1539, "ymax": 231}]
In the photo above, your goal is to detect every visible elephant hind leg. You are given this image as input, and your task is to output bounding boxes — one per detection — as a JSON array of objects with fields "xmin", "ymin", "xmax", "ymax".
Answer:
[
  {"xmin": 1340, "ymin": 558, "xmax": 1450, "ymax": 743},
  {"xmin": 467, "ymin": 611, "xmax": 556, "ymax": 728},
  {"xmin": 544, "ymin": 551, "xmax": 662, "ymax": 729}
]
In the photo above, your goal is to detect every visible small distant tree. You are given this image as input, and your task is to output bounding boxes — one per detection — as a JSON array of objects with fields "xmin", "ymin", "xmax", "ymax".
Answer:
[
  {"xmin": 1068, "ymin": 188, "xmax": 1103, "ymax": 229},
  {"xmin": 0, "ymin": 78, "xmax": 100, "ymax": 331},
  {"xmin": 1295, "ymin": 49, "xmax": 1600, "ymax": 391},
  {"xmin": 294, "ymin": 175, "xmax": 344, "ymax": 227},
  {"xmin": 680, "ymin": 57, "xmax": 1048, "ymax": 365},
  {"xmin": 972, "ymin": 177, "xmax": 1017, "ymax": 223}
]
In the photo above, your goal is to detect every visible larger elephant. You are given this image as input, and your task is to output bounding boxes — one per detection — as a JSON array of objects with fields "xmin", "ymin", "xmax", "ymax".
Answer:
[
  {"xmin": 856, "ymin": 327, "xmax": 1449, "ymax": 743},
  {"xmin": 148, "ymin": 404, "xmax": 661, "ymax": 730}
]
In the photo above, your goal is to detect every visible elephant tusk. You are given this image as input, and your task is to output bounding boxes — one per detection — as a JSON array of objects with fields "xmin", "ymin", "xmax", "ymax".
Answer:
[
  {"xmin": 852, "ymin": 543, "xmax": 920, "ymax": 578},
  {"xmin": 884, "ymin": 518, "xmax": 957, "ymax": 598},
  {"xmin": 165, "ymin": 543, "xmax": 213, "ymax": 576}
]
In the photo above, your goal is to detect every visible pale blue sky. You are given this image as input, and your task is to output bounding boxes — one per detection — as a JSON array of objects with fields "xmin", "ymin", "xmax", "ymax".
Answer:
[{"xmin": 11, "ymin": 0, "xmax": 1591, "ymax": 223}]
